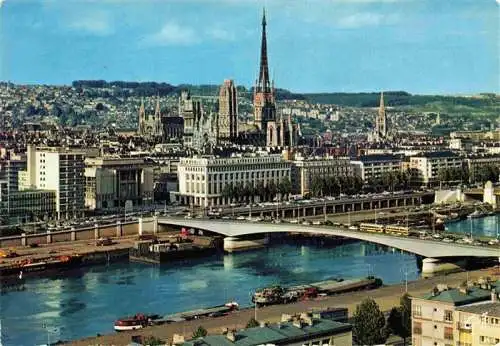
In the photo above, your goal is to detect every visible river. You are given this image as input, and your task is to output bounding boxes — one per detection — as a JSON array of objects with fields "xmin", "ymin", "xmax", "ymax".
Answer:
[{"xmin": 1, "ymin": 215, "xmax": 497, "ymax": 346}]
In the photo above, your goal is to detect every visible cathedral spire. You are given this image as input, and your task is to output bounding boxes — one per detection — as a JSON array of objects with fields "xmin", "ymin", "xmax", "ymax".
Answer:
[
  {"xmin": 258, "ymin": 7, "xmax": 270, "ymax": 93},
  {"xmin": 379, "ymin": 92, "xmax": 385, "ymax": 114}
]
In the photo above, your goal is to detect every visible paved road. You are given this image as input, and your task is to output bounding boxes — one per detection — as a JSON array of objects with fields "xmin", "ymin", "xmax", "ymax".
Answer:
[{"xmin": 67, "ymin": 268, "xmax": 499, "ymax": 346}]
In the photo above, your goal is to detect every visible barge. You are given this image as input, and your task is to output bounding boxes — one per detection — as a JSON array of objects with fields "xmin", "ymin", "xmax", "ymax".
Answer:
[
  {"xmin": 160, "ymin": 301, "xmax": 239, "ymax": 323},
  {"xmin": 253, "ymin": 277, "xmax": 382, "ymax": 306}
]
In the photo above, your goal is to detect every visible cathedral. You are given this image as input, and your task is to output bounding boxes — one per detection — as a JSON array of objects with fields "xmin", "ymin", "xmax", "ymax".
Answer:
[
  {"xmin": 137, "ymin": 96, "xmax": 163, "ymax": 139},
  {"xmin": 253, "ymin": 9, "xmax": 298, "ymax": 148}
]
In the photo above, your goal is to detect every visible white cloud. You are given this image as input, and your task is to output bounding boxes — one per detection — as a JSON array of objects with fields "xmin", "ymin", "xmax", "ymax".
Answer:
[
  {"xmin": 207, "ymin": 27, "xmax": 235, "ymax": 41},
  {"xmin": 145, "ymin": 22, "xmax": 198, "ymax": 46},
  {"xmin": 336, "ymin": 12, "xmax": 398, "ymax": 28},
  {"xmin": 0, "ymin": 0, "xmax": 5, "ymax": 8},
  {"xmin": 68, "ymin": 11, "xmax": 114, "ymax": 36}
]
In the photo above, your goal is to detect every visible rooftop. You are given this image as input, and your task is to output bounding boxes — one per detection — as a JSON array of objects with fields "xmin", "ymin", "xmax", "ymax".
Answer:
[
  {"xmin": 456, "ymin": 302, "xmax": 500, "ymax": 317},
  {"xmin": 417, "ymin": 280, "xmax": 500, "ymax": 306},
  {"xmin": 414, "ymin": 151, "xmax": 460, "ymax": 158},
  {"xmin": 180, "ymin": 318, "xmax": 351, "ymax": 346},
  {"xmin": 352, "ymin": 154, "xmax": 403, "ymax": 163}
]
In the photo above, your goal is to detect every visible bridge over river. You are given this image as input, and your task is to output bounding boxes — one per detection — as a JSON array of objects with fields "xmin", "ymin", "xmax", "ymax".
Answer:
[{"xmin": 158, "ymin": 218, "xmax": 500, "ymax": 275}]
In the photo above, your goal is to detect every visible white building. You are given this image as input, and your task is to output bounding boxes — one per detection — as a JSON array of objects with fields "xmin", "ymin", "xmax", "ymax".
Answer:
[
  {"xmin": 177, "ymin": 153, "xmax": 291, "ymax": 207},
  {"xmin": 409, "ymin": 151, "xmax": 463, "ymax": 184},
  {"xmin": 26, "ymin": 146, "xmax": 86, "ymax": 219},
  {"xmin": 351, "ymin": 154, "xmax": 403, "ymax": 182}
]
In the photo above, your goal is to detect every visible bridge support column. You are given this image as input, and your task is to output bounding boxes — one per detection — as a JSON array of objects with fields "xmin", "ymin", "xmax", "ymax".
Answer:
[
  {"xmin": 94, "ymin": 223, "xmax": 100, "ymax": 240},
  {"xmin": 422, "ymin": 258, "xmax": 463, "ymax": 276},
  {"xmin": 46, "ymin": 230, "xmax": 52, "ymax": 244},
  {"xmin": 138, "ymin": 217, "xmax": 143, "ymax": 236},
  {"xmin": 21, "ymin": 233, "xmax": 27, "ymax": 246},
  {"xmin": 153, "ymin": 216, "xmax": 158, "ymax": 234},
  {"xmin": 303, "ymin": 208, "xmax": 306, "ymax": 218},
  {"xmin": 116, "ymin": 221, "xmax": 122, "ymax": 237}
]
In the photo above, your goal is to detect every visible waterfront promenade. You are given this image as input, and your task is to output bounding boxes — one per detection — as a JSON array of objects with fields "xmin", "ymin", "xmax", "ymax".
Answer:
[{"xmin": 67, "ymin": 268, "xmax": 498, "ymax": 346}]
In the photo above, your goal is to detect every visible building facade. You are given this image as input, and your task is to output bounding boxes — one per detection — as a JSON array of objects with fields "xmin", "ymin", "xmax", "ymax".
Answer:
[
  {"xmin": 138, "ymin": 97, "xmax": 164, "ymax": 139},
  {"xmin": 291, "ymin": 155, "xmax": 354, "ymax": 196},
  {"xmin": 218, "ymin": 79, "xmax": 238, "ymax": 141},
  {"xmin": 455, "ymin": 302, "xmax": 500, "ymax": 346},
  {"xmin": 351, "ymin": 154, "xmax": 403, "ymax": 182},
  {"xmin": 409, "ymin": 151, "xmax": 463, "ymax": 184},
  {"xmin": 84, "ymin": 156, "xmax": 154, "ymax": 210},
  {"xmin": 22, "ymin": 146, "xmax": 86, "ymax": 219},
  {"xmin": 411, "ymin": 280, "xmax": 500, "ymax": 346},
  {"xmin": 177, "ymin": 153, "xmax": 291, "ymax": 207}
]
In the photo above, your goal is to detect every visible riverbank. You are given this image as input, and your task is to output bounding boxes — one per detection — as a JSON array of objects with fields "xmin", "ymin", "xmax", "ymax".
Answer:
[{"xmin": 67, "ymin": 267, "xmax": 499, "ymax": 346}]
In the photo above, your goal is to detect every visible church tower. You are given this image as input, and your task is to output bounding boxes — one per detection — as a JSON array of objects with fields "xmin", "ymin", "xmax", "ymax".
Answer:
[
  {"xmin": 218, "ymin": 79, "xmax": 238, "ymax": 141},
  {"xmin": 375, "ymin": 92, "xmax": 387, "ymax": 140},
  {"xmin": 253, "ymin": 8, "xmax": 276, "ymax": 132}
]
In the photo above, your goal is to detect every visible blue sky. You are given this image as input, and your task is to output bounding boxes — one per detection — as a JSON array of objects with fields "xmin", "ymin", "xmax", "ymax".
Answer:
[{"xmin": 0, "ymin": 0, "xmax": 498, "ymax": 94}]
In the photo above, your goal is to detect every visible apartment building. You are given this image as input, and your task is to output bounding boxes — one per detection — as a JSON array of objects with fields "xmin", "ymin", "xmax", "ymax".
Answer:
[
  {"xmin": 411, "ymin": 279, "xmax": 500, "ymax": 346},
  {"xmin": 455, "ymin": 301, "xmax": 500, "ymax": 346},
  {"xmin": 177, "ymin": 153, "xmax": 291, "ymax": 207},
  {"xmin": 409, "ymin": 151, "xmax": 463, "ymax": 184},
  {"xmin": 291, "ymin": 155, "xmax": 354, "ymax": 196},
  {"xmin": 350, "ymin": 154, "xmax": 403, "ymax": 182},
  {"xmin": 25, "ymin": 146, "xmax": 86, "ymax": 219}
]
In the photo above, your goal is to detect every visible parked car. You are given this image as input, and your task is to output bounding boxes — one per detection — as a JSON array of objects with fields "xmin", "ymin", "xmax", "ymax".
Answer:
[{"xmin": 96, "ymin": 237, "xmax": 113, "ymax": 246}]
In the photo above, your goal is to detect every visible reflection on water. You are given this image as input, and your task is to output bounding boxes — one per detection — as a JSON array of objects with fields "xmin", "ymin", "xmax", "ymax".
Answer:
[
  {"xmin": 0, "ymin": 240, "xmax": 419, "ymax": 346},
  {"xmin": 446, "ymin": 214, "xmax": 499, "ymax": 238}
]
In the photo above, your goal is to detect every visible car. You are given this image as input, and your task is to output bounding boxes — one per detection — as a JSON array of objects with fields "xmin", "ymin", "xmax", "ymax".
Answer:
[
  {"xmin": 236, "ymin": 216, "xmax": 246, "ymax": 220},
  {"xmin": 312, "ymin": 221, "xmax": 322, "ymax": 225},
  {"xmin": 96, "ymin": 237, "xmax": 113, "ymax": 246}
]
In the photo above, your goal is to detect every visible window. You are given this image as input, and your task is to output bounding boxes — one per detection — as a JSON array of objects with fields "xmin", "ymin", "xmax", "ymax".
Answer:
[
  {"xmin": 444, "ymin": 326, "xmax": 453, "ymax": 340},
  {"xmin": 444, "ymin": 310, "xmax": 453, "ymax": 322},
  {"xmin": 413, "ymin": 322, "xmax": 422, "ymax": 335}
]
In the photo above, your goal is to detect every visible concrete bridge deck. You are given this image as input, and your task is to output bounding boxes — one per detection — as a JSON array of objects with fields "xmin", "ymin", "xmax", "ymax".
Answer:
[{"xmin": 158, "ymin": 218, "xmax": 500, "ymax": 259}]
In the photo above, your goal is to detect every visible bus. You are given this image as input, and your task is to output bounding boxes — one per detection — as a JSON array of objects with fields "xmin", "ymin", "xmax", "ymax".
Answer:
[{"xmin": 359, "ymin": 223, "xmax": 385, "ymax": 233}]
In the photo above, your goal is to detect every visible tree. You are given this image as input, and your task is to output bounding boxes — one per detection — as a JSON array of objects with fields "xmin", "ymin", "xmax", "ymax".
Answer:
[
  {"xmin": 222, "ymin": 183, "xmax": 234, "ymax": 204},
  {"xmin": 192, "ymin": 326, "xmax": 207, "ymax": 339},
  {"xmin": 353, "ymin": 298, "xmax": 388, "ymax": 345},
  {"xmin": 387, "ymin": 294, "xmax": 411, "ymax": 345},
  {"xmin": 143, "ymin": 336, "xmax": 163, "ymax": 346},
  {"xmin": 278, "ymin": 177, "xmax": 292, "ymax": 201},
  {"xmin": 246, "ymin": 317, "xmax": 259, "ymax": 328}
]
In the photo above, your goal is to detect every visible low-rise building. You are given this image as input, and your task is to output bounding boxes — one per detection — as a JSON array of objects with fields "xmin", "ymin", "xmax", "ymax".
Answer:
[
  {"xmin": 8, "ymin": 189, "xmax": 56, "ymax": 223},
  {"xmin": 455, "ymin": 301, "xmax": 500, "ymax": 346},
  {"xmin": 350, "ymin": 154, "xmax": 403, "ymax": 182},
  {"xmin": 177, "ymin": 153, "xmax": 291, "ymax": 207},
  {"xmin": 409, "ymin": 151, "xmax": 463, "ymax": 184},
  {"xmin": 176, "ymin": 313, "xmax": 352, "ymax": 346},
  {"xmin": 411, "ymin": 279, "xmax": 500, "ymax": 346},
  {"xmin": 291, "ymin": 155, "xmax": 354, "ymax": 196}
]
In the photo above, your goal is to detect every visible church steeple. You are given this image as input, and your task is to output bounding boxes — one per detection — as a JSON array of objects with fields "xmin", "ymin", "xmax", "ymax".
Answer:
[
  {"xmin": 379, "ymin": 92, "xmax": 385, "ymax": 114},
  {"xmin": 257, "ymin": 7, "xmax": 270, "ymax": 93}
]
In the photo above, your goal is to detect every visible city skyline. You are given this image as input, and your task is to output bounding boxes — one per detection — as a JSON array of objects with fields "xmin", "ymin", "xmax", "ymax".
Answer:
[{"xmin": 1, "ymin": 0, "xmax": 498, "ymax": 94}]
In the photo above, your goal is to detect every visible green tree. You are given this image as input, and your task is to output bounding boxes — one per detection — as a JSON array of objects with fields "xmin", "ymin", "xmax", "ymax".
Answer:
[
  {"xmin": 246, "ymin": 317, "xmax": 260, "ymax": 328},
  {"xmin": 143, "ymin": 336, "xmax": 163, "ymax": 346},
  {"xmin": 192, "ymin": 326, "xmax": 207, "ymax": 339},
  {"xmin": 278, "ymin": 177, "xmax": 292, "ymax": 200},
  {"xmin": 310, "ymin": 176, "xmax": 324, "ymax": 197},
  {"xmin": 353, "ymin": 298, "xmax": 388, "ymax": 346},
  {"xmin": 387, "ymin": 294, "xmax": 411, "ymax": 345},
  {"xmin": 267, "ymin": 181, "xmax": 277, "ymax": 201},
  {"xmin": 222, "ymin": 183, "xmax": 234, "ymax": 204},
  {"xmin": 255, "ymin": 181, "xmax": 266, "ymax": 202}
]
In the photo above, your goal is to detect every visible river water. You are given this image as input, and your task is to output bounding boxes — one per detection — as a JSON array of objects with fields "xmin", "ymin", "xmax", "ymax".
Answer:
[
  {"xmin": 445, "ymin": 214, "xmax": 499, "ymax": 238},
  {"xmin": 1, "ymin": 215, "xmax": 497, "ymax": 346}
]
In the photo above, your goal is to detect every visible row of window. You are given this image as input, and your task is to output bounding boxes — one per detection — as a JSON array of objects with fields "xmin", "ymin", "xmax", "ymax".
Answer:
[{"xmin": 185, "ymin": 170, "xmax": 290, "ymax": 182}]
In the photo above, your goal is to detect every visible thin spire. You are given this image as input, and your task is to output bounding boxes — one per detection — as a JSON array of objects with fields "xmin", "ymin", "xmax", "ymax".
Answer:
[
  {"xmin": 258, "ymin": 7, "xmax": 270, "ymax": 93},
  {"xmin": 379, "ymin": 92, "xmax": 385, "ymax": 112}
]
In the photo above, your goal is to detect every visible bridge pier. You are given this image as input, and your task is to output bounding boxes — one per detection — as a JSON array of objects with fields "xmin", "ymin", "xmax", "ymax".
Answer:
[{"xmin": 422, "ymin": 258, "xmax": 464, "ymax": 277}]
